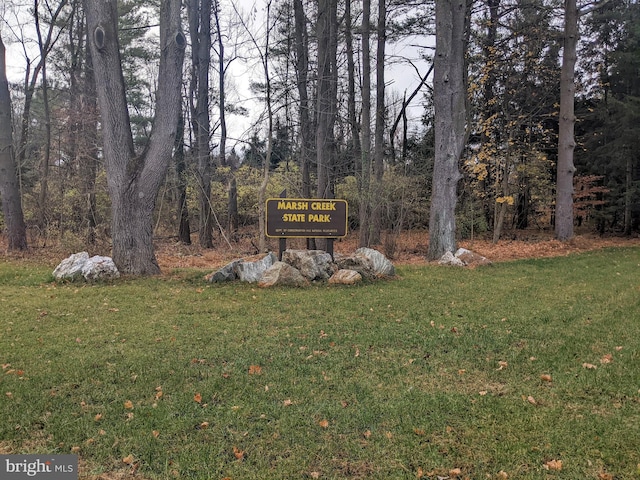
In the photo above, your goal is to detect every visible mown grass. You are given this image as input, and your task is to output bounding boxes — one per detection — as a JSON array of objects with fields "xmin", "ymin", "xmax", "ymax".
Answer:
[{"xmin": 1, "ymin": 247, "xmax": 639, "ymax": 479}]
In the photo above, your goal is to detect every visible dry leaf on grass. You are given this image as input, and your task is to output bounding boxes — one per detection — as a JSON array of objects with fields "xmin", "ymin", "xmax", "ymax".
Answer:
[
  {"xmin": 540, "ymin": 374, "xmax": 552, "ymax": 382},
  {"xmin": 543, "ymin": 459, "xmax": 562, "ymax": 471},
  {"xmin": 582, "ymin": 362, "xmax": 598, "ymax": 369},
  {"xmin": 123, "ymin": 400, "xmax": 134, "ymax": 410},
  {"xmin": 600, "ymin": 354, "xmax": 613, "ymax": 364},
  {"xmin": 194, "ymin": 393, "xmax": 202, "ymax": 403},
  {"xmin": 122, "ymin": 454, "xmax": 135, "ymax": 465},
  {"xmin": 248, "ymin": 365, "xmax": 262, "ymax": 375},
  {"xmin": 232, "ymin": 446, "xmax": 245, "ymax": 460},
  {"xmin": 318, "ymin": 419, "xmax": 329, "ymax": 429}
]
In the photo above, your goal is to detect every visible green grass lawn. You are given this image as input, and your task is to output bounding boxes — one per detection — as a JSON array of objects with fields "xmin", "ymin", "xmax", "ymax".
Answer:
[{"xmin": 1, "ymin": 247, "xmax": 639, "ymax": 479}]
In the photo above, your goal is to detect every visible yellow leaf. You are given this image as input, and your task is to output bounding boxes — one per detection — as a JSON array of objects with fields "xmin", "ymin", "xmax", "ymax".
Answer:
[
  {"xmin": 194, "ymin": 393, "xmax": 202, "ymax": 403},
  {"xmin": 123, "ymin": 400, "xmax": 134, "ymax": 410},
  {"xmin": 318, "ymin": 419, "xmax": 329, "ymax": 429}
]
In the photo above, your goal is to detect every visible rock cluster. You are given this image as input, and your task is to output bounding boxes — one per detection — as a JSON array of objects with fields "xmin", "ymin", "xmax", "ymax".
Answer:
[
  {"xmin": 437, "ymin": 248, "xmax": 492, "ymax": 267},
  {"xmin": 53, "ymin": 252, "xmax": 120, "ymax": 281},
  {"xmin": 206, "ymin": 248, "xmax": 395, "ymax": 287}
]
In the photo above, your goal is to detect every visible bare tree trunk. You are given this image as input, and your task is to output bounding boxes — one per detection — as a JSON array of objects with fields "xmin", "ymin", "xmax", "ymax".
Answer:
[
  {"xmin": 555, "ymin": 0, "xmax": 578, "ymax": 241},
  {"xmin": 294, "ymin": 0, "xmax": 313, "ymax": 200},
  {"xmin": 344, "ymin": 0, "xmax": 361, "ymax": 171},
  {"xmin": 85, "ymin": 0, "xmax": 185, "ymax": 275},
  {"xmin": 427, "ymin": 0, "xmax": 467, "ymax": 260},
  {"xmin": 175, "ymin": 113, "xmax": 191, "ymax": 244},
  {"xmin": 0, "ymin": 34, "xmax": 28, "ymax": 250},
  {"xmin": 359, "ymin": 0, "xmax": 372, "ymax": 247},
  {"xmin": 189, "ymin": 0, "xmax": 214, "ymax": 248},
  {"xmin": 370, "ymin": 0, "xmax": 387, "ymax": 245}
]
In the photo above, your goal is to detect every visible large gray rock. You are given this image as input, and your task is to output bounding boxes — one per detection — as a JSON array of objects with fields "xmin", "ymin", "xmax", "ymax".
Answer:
[
  {"xmin": 53, "ymin": 252, "xmax": 119, "ymax": 281},
  {"xmin": 281, "ymin": 249, "xmax": 337, "ymax": 280},
  {"xmin": 438, "ymin": 251, "xmax": 466, "ymax": 267},
  {"xmin": 258, "ymin": 262, "xmax": 310, "ymax": 288},
  {"xmin": 206, "ymin": 259, "xmax": 242, "ymax": 282},
  {"xmin": 53, "ymin": 252, "xmax": 90, "ymax": 280},
  {"xmin": 235, "ymin": 253, "xmax": 278, "ymax": 283},
  {"xmin": 328, "ymin": 269, "xmax": 362, "ymax": 285},
  {"xmin": 355, "ymin": 247, "xmax": 395, "ymax": 277},
  {"xmin": 334, "ymin": 253, "xmax": 376, "ymax": 280},
  {"xmin": 82, "ymin": 256, "xmax": 120, "ymax": 281}
]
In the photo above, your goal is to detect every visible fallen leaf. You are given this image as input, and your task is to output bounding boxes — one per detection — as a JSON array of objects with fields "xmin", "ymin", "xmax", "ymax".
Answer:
[
  {"xmin": 615, "ymin": 346, "xmax": 623, "ymax": 351},
  {"xmin": 598, "ymin": 473, "xmax": 613, "ymax": 480},
  {"xmin": 543, "ymin": 459, "xmax": 562, "ymax": 471},
  {"xmin": 283, "ymin": 399, "xmax": 293, "ymax": 407},
  {"xmin": 385, "ymin": 431, "xmax": 393, "ymax": 439},
  {"xmin": 449, "ymin": 467, "xmax": 462, "ymax": 476},
  {"xmin": 5, "ymin": 392, "xmax": 13, "ymax": 398},
  {"xmin": 248, "ymin": 365, "xmax": 262, "ymax": 375},
  {"xmin": 123, "ymin": 400, "xmax": 134, "ymax": 410},
  {"xmin": 582, "ymin": 363, "xmax": 598, "ymax": 370},
  {"xmin": 318, "ymin": 419, "xmax": 329, "ymax": 429},
  {"xmin": 540, "ymin": 374, "xmax": 552, "ymax": 382},
  {"xmin": 363, "ymin": 430, "xmax": 372, "ymax": 439},
  {"xmin": 71, "ymin": 446, "xmax": 81, "ymax": 453},
  {"xmin": 94, "ymin": 413, "xmax": 103, "ymax": 421},
  {"xmin": 152, "ymin": 430, "xmax": 160, "ymax": 438},
  {"xmin": 527, "ymin": 395, "xmax": 537, "ymax": 405},
  {"xmin": 600, "ymin": 354, "xmax": 613, "ymax": 364},
  {"xmin": 497, "ymin": 471, "xmax": 508, "ymax": 479},
  {"xmin": 413, "ymin": 428, "xmax": 426, "ymax": 436},
  {"xmin": 310, "ymin": 472, "xmax": 321, "ymax": 479},
  {"xmin": 479, "ymin": 391, "xmax": 488, "ymax": 396},
  {"xmin": 232, "ymin": 446, "xmax": 245, "ymax": 460},
  {"xmin": 497, "ymin": 361, "xmax": 508, "ymax": 370},
  {"xmin": 194, "ymin": 393, "xmax": 202, "ymax": 403},
  {"xmin": 416, "ymin": 467, "xmax": 424, "ymax": 478},
  {"xmin": 199, "ymin": 421, "xmax": 209, "ymax": 429},
  {"xmin": 122, "ymin": 454, "xmax": 135, "ymax": 465}
]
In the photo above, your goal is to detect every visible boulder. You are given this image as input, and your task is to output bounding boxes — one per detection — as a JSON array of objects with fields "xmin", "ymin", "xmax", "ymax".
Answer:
[
  {"xmin": 206, "ymin": 259, "xmax": 242, "ymax": 282},
  {"xmin": 53, "ymin": 252, "xmax": 90, "ymax": 280},
  {"xmin": 235, "ymin": 253, "xmax": 278, "ymax": 283},
  {"xmin": 53, "ymin": 252, "xmax": 120, "ymax": 281},
  {"xmin": 438, "ymin": 251, "xmax": 466, "ymax": 267},
  {"xmin": 258, "ymin": 262, "xmax": 310, "ymax": 288},
  {"xmin": 334, "ymin": 253, "xmax": 376, "ymax": 280},
  {"xmin": 328, "ymin": 269, "xmax": 362, "ymax": 285},
  {"xmin": 81, "ymin": 256, "xmax": 120, "ymax": 281},
  {"xmin": 355, "ymin": 247, "xmax": 395, "ymax": 276},
  {"xmin": 281, "ymin": 249, "xmax": 337, "ymax": 280},
  {"xmin": 455, "ymin": 248, "xmax": 492, "ymax": 267}
]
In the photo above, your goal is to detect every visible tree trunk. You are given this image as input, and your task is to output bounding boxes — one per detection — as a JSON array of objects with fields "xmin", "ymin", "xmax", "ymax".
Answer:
[
  {"xmin": 85, "ymin": 0, "xmax": 185, "ymax": 275},
  {"xmin": 294, "ymin": 0, "xmax": 313, "ymax": 200},
  {"xmin": 359, "ymin": 0, "xmax": 372, "ymax": 247},
  {"xmin": 175, "ymin": 113, "xmax": 191, "ymax": 244},
  {"xmin": 427, "ymin": 0, "xmax": 467, "ymax": 260},
  {"xmin": 344, "ymin": 0, "xmax": 361, "ymax": 172},
  {"xmin": 370, "ymin": 0, "xmax": 387, "ymax": 245},
  {"xmin": 189, "ymin": 0, "xmax": 213, "ymax": 248},
  {"xmin": 0, "ymin": 34, "xmax": 28, "ymax": 250},
  {"xmin": 555, "ymin": 0, "xmax": 578, "ymax": 241}
]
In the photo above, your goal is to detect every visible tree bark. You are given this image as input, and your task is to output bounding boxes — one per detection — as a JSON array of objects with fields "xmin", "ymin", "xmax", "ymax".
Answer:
[
  {"xmin": 555, "ymin": 0, "xmax": 578, "ymax": 240},
  {"xmin": 85, "ymin": 0, "xmax": 185, "ymax": 275},
  {"xmin": 189, "ymin": 0, "xmax": 214, "ymax": 248},
  {"xmin": 427, "ymin": 0, "xmax": 467, "ymax": 260},
  {"xmin": 359, "ymin": 0, "xmax": 372, "ymax": 247},
  {"xmin": 0, "ymin": 34, "xmax": 28, "ymax": 250}
]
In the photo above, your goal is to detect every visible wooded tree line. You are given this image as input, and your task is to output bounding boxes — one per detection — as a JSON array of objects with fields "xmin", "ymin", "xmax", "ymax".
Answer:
[{"xmin": 0, "ymin": 0, "xmax": 638, "ymax": 274}]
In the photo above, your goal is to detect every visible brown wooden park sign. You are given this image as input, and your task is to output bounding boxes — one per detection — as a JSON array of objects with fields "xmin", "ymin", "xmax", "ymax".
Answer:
[{"xmin": 265, "ymin": 196, "xmax": 348, "ymax": 259}]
